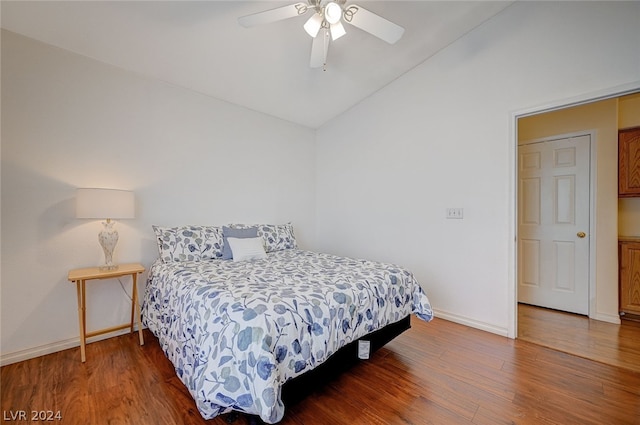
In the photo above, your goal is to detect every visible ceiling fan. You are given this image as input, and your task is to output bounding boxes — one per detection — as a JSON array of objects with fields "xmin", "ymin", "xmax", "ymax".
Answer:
[{"xmin": 238, "ymin": 1, "xmax": 405, "ymax": 68}]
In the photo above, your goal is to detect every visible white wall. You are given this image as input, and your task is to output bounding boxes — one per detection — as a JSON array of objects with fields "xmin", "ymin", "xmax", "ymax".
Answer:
[
  {"xmin": 315, "ymin": 1, "xmax": 640, "ymax": 336},
  {"xmin": 1, "ymin": 30, "xmax": 316, "ymax": 363},
  {"xmin": 3, "ymin": 1, "xmax": 640, "ymax": 364}
]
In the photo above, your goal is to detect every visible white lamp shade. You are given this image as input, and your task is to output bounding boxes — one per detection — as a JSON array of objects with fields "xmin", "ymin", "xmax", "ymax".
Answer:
[
  {"xmin": 76, "ymin": 188, "xmax": 135, "ymax": 219},
  {"xmin": 304, "ymin": 13, "xmax": 323, "ymax": 37},
  {"xmin": 330, "ymin": 21, "xmax": 346, "ymax": 41}
]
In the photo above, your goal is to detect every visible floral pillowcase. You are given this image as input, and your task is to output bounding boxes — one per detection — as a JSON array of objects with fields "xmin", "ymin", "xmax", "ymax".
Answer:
[
  {"xmin": 153, "ymin": 223, "xmax": 297, "ymax": 263},
  {"xmin": 152, "ymin": 225, "xmax": 224, "ymax": 263},
  {"xmin": 258, "ymin": 223, "xmax": 297, "ymax": 252}
]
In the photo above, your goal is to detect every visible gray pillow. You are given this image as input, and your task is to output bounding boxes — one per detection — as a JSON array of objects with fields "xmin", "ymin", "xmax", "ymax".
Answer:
[{"xmin": 222, "ymin": 226, "xmax": 258, "ymax": 260}]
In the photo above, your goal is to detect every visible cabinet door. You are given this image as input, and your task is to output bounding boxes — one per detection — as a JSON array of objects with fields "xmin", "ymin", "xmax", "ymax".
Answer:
[
  {"xmin": 619, "ymin": 127, "xmax": 640, "ymax": 197},
  {"xmin": 620, "ymin": 242, "xmax": 640, "ymax": 315}
]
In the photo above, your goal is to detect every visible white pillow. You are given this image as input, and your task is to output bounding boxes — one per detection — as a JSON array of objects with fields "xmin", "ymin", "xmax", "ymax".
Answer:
[{"xmin": 227, "ymin": 237, "xmax": 267, "ymax": 262}]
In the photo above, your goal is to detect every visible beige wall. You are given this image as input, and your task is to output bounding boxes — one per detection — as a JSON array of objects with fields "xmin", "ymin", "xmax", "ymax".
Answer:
[
  {"xmin": 619, "ymin": 92, "xmax": 640, "ymax": 129},
  {"xmin": 517, "ymin": 99, "xmax": 619, "ymax": 322},
  {"xmin": 618, "ymin": 93, "xmax": 640, "ymax": 237}
]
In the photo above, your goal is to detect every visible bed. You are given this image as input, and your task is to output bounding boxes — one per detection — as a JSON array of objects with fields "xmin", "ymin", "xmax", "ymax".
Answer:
[{"xmin": 143, "ymin": 224, "xmax": 433, "ymax": 423}]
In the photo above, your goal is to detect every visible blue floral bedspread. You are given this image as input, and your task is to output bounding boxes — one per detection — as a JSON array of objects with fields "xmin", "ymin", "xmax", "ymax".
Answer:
[{"xmin": 142, "ymin": 249, "xmax": 433, "ymax": 423}]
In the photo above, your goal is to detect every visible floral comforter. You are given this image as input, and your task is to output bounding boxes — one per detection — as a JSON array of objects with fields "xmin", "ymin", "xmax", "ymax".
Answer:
[{"xmin": 142, "ymin": 249, "xmax": 433, "ymax": 423}]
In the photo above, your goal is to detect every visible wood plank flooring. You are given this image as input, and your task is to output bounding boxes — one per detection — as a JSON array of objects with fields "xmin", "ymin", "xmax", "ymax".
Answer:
[
  {"xmin": 518, "ymin": 303, "xmax": 640, "ymax": 373},
  {"xmin": 2, "ymin": 317, "xmax": 639, "ymax": 424}
]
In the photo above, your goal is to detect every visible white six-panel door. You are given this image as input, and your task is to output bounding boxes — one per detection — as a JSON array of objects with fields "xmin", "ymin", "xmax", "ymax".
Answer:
[{"xmin": 518, "ymin": 135, "xmax": 590, "ymax": 315}]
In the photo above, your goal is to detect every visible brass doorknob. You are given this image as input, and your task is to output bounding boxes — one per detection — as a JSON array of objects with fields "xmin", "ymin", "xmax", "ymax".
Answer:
[{"xmin": 577, "ymin": 231, "xmax": 586, "ymax": 238}]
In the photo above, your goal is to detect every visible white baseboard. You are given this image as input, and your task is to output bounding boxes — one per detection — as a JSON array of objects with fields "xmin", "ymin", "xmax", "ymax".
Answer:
[
  {"xmin": 432, "ymin": 308, "xmax": 510, "ymax": 337},
  {"xmin": 592, "ymin": 311, "xmax": 621, "ymax": 324},
  {"xmin": 0, "ymin": 328, "xmax": 140, "ymax": 367}
]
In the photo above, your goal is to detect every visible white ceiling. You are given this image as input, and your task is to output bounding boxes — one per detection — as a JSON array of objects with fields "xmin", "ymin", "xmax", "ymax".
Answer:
[{"xmin": 1, "ymin": 1, "xmax": 513, "ymax": 128}]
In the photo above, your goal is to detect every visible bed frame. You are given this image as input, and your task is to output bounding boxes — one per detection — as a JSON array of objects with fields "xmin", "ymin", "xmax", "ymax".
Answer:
[{"xmin": 231, "ymin": 315, "xmax": 412, "ymax": 424}]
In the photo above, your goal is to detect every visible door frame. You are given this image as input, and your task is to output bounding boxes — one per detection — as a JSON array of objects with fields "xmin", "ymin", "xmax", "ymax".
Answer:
[
  {"xmin": 507, "ymin": 81, "xmax": 640, "ymax": 339},
  {"xmin": 517, "ymin": 131, "xmax": 596, "ymax": 318}
]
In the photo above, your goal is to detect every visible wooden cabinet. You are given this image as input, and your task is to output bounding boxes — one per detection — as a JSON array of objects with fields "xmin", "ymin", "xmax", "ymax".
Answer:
[
  {"xmin": 618, "ymin": 127, "xmax": 640, "ymax": 197},
  {"xmin": 619, "ymin": 239, "xmax": 640, "ymax": 316}
]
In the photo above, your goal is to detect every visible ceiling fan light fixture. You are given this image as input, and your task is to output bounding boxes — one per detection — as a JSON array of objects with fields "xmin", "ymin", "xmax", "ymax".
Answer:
[
  {"xmin": 324, "ymin": 2, "xmax": 342, "ymax": 25},
  {"xmin": 303, "ymin": 13, "xmax": 323, "ymax": 37},
  {"xmin": 238, "ymin": 1, "xmax": 406, "ymax": 68},
  {"xmin": 330, "ymin": 21, "xmax": 346, "ymax": 41}
]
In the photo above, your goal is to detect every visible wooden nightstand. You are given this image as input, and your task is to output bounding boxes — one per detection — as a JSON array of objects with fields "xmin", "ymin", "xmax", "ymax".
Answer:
[{"xmin": 68, "ymin": 263, "xmax": 145, "ymax": 362}]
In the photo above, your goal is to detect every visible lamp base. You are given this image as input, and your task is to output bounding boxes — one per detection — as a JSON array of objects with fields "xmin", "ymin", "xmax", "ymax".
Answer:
[
  {"xmin": 98, "ymin": 264, "xmax": 119, "ymax": 272},
  {"xmin": 98, "ymin": 220, "xmax": 119, "ymax": 271}
]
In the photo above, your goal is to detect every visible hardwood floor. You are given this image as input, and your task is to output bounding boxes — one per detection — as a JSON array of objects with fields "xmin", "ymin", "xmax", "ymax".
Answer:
[
  {"xmin": 518, "ymin": 303, "xmax": 640, "ymax": 373},
  {"xmin": 2, "ymin": 317, "xmax": 639, "ymax": 424}
]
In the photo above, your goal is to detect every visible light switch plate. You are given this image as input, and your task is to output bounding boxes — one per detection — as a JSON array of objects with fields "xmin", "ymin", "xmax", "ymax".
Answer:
[{"xmin": 446, "ymin": 208, "xmax": 464, "ymax": 219}]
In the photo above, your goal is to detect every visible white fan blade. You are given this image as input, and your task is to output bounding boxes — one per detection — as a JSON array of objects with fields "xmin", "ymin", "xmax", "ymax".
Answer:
[
  {"xmin": 343, "ymin": 4, "xmax": 404, "ymax": 44},
  {"xmin": 310, "ymin": 28, "xmax": 330, "ymax": 68},
  {"xmin": 330, "ymin": 21, "xmax": 346, "ymax": 41},
  {"xmin": 238, "ymin": 2, "xmax": 309, "ymax": 28}
]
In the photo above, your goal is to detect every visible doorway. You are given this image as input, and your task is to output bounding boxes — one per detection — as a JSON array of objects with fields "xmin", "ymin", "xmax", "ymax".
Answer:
[{"xmin": 513, "ymin": 89, "xmax": 640, "ymax": 366}]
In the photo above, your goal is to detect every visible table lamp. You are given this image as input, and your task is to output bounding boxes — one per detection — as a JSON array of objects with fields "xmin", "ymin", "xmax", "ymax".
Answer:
[{"xmin": 76, "ymin": 188, "xmax": 135, "ymax": 270}]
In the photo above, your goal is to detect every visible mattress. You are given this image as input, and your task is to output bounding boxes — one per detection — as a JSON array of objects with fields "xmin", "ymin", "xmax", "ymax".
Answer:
[{"xmin": 142, "ymin": 249, "xmax": 432, "ymax": 423}]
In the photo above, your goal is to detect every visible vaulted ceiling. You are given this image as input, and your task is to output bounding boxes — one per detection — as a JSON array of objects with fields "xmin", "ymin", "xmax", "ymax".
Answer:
[{"xmin": 1, "ymin": 1, "xmax": 513, "ymax": 128}]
